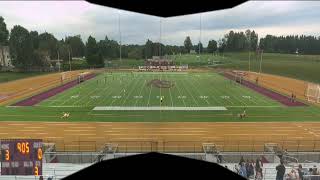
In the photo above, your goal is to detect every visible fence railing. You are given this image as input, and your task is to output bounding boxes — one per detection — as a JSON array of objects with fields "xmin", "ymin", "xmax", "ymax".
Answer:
[{"xmin": 41, "ymin": 139, "xmax": 320, "ymax": 153}]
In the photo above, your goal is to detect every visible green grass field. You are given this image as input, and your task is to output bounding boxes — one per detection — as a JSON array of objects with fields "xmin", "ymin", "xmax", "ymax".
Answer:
[
  {"xmin": 166, "ymin": 52, "xmax": 320, "ymax": 84},
  {"xmin": 1, "ymin": 71, "xmax": 319, "ymax": 122},
  {"xmin": 39, "ymin": 72, "xmax": 279, "ymax": 108},
  {"xmin": 104, "ymin": 52, "xmax": 320, "ymax": 83}
]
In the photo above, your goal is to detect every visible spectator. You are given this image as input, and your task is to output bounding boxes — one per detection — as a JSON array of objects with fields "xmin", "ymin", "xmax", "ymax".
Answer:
[
  {"xmin": 312, "ymin": 165, "xmax": 318, "ymax": 175},
  {"xmin": 239, "ymin": 162, "xmax": 247, "ymax": 178},
  {"xmin": 255, "ymin": 167, "xmax": 263, "ymax": 180},
  {"xmin": 239, "ymin": 156, "xmax": 245, "ymax": 165},
  {"xmin": 235, "ymin": 164, "xmax": 240, "ymax": 174},
  {"xmin": 298, "ymin": 164, "xmax": 305, "ymax": 180},
  {"xmin": 276, "ymin": 160, "xmax": 286, "ymax": 180},
  {"xmin": 256, "ymin": 157, "xmax": 263, "ymax": 171},
  {"xmin": 305, "ymin": 168, "xmax": 313, "ymax": 180},
  {"xmin": 286, "ymin": 168, "xmax": 299, "ymax": 180},
  {"xmin": 311, "ymin": 166, "xmax": 320, "ymax": 180},
  {"xmin": 217, "ymin": 154, "xmax": 223, "ymax": 163},
  {"xmin": 247, "ymin": 160, "xmax": 255, "ymax": 178},
  {"xmin": 245, "ymin": 159, "xmax": 250, "ymax": 178}
]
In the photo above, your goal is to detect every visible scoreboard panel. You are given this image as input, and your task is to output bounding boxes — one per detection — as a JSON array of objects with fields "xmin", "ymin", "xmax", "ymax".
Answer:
[{"xmin": 0, "ymin": 139, "xmax": 43, "ymax": 176}]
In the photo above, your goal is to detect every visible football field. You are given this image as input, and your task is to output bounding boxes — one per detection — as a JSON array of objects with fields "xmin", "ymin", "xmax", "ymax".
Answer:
[{"xmin": 38, "ymin": 72, "xmax": 280, "ymax": 108}]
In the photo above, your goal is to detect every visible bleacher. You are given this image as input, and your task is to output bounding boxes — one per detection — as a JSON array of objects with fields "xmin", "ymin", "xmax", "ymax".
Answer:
[
  {"xmin": 1, "ymin": 150, "xmax": 320, "ymax": 179},
  {"xmin": 222, "ymin": 163, "xmax": 320, "ymax": 180}
]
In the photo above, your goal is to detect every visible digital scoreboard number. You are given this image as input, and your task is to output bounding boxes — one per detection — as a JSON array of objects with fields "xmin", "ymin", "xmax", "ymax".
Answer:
[{"xmin": 0, "ymin": 139, "xmax": 43, "ymax": 176}]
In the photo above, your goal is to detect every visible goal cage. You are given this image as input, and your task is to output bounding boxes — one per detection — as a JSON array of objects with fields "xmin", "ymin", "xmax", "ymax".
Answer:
[
  {"xmin": 78, "ymin": 74, "xmax": 85, "ymax": 83},
  {"xmin": 306, "ymin": 83, "xmax": 320, "ymax": 103},
  {"xmin": 234, "ymin": 71, "xmax": 245, "ymax": 84},
  {"xmin": 61, "ymin": 72, "xmax": 72, "ymax": 83}
]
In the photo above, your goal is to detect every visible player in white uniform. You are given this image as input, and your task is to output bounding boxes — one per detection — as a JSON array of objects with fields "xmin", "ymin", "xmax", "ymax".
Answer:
[{"xmin": 61, "ymin": 112, "xmax": 70, "ymax": 119}]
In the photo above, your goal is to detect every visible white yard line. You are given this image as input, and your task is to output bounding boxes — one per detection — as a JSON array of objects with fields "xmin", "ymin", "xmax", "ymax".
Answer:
[
  {"xmin": 188, "ymin": 75, "xmax": 210, "ymax": 105},
  {"xmin": 121, "ymin": 74, "xmax": 142, "ymax": 106},
  {"xmin": 166, "ymin": 74, "xmax": 174, "ymax": 107},
  {"xmin": 202, "ymin": 74, "xmax": 232, "ymax": 105},
  {"xmin": 174, "ymin": 76, "xmax": 187, "ymax": 107},
  {"xmin": 179, "ymin": 75, "xmax": 199, "ymax": 106},
  {"xmin": 147, "ymin": 74, "xmax": 154, "ymax": 107},
  {"xmin": 134, "ymin": 74, "xmax": 147, "ymax": 107}
]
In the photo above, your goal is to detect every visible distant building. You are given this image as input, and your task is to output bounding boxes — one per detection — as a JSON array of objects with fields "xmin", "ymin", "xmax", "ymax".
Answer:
[{"xmin": 0, "ymin": 46, "xmax": 13, "ymax": 69}]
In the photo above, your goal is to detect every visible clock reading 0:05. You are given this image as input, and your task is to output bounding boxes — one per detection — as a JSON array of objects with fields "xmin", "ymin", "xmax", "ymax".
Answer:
[{"xmin": 16, "ymin": 142, "xmax": 30, "ymax": 155}]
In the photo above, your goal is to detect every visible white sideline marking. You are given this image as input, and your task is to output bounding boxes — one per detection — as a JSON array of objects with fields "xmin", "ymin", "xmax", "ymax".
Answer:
[
  {"xmin": 133, "ymin": 72, "xmax": 188, "ymax": 75},
  {"xmin": 92, "ymin": 106, "xmax": 227, "ymax": 111},
  {"xmin": 71, "ymin": 95, "xmax": 79, "ymax": 99},
  {"xmin": 225, "ymin": 105, "xmax": 282, "ymax": 108}
]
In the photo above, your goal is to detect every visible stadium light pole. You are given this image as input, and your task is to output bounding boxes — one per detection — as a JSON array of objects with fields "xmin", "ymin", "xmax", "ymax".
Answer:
[
  {"xmin": 118, "ymin": 10, "xmax": 122, "ymax": 62},
  {"xmin": 259, "ymin": 50, "xmax": 263, "ymax": 73},
  {"xmin": 199, "ymin": 13, "xmax": 202, "ymax": 61},
  {"xmin": 159, "ymin": 18, "xmax": 162, "ymax": 57},
  {"xmin": 248, "ymin": 36, "xmax": 251, "ymax": 72},
  {"xmin": 57, "ymin": 50, "xmax": 60, "ymax": 72},
  {"xmin": 68, "ymin": 47, "xmax": 71, "ymax": 71}
]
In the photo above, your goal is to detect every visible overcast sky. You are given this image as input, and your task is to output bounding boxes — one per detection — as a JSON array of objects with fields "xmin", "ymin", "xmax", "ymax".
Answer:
[{"xmin": 1, "ymin": 1, "xmax": 320, "ymax": 46}]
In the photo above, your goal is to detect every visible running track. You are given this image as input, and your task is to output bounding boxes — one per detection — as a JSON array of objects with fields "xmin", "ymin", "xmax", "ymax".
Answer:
[{"xmin": 0, "ymin": 122, "xmax": 319, "ymax": 152}]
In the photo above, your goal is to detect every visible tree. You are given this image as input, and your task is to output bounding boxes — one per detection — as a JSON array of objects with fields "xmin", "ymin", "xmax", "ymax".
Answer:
[
  {"xmin": 30, "ymin": 31, "xmax": 39, "ymax": 49},
  {"xmin": 143, "ymin": 39, "xmax": 153, "ymax": 59},
  {"xmin": 38, "ymin": 32, "xmax": 58, "ymax": 59},
  {"xmin": 85, "ymin": 36, "xmax": 104, "ymax": 67},
  {"xmin": 65, "ymin": 35, "xmax": 85, "ymax": 57},
  {"xmin": 9, "ymin": 25, "xmax": 34, "ymax": 70},
  {"xmin": 218, "ymin": 38, "xmax": 226, "ymax": 54},
  {"xmin": 195, "ymin": 42, "xmax": 203, "ymax": 54},
  {"xmin": 207, "ymin": 40, "xmax": 217, "ymax": 54},
  {"xmin": 184, "ymin": 36, "xmax": 193, "ymax": 53},
  {"xmin": 57, "ymin": 39, "xmax": 70, "ymax": 61},
  {"xmin": 0, "ymin": 16, "xmax": 9, "ymax": 45}
]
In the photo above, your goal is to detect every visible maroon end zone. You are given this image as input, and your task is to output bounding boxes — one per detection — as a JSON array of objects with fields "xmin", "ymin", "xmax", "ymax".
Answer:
[
  {"xmin": 223, "ymin": 73, "xmax": 307, "ymax": 107},
  {"xmin": 12, "ymin": 73, "xmax": 96, "ymax": 106}
]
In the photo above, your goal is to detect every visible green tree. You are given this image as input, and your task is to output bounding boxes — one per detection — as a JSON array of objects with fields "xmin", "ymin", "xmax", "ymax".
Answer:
[
  {"xmin": 0, "ymin": 16, "xmax": 9, "ymax": 45},
  {"xmin": 65, "ymin": 35, "xmax": 85, "ymax": 57},
  {"xmin": 85, "ymin": 36, "xmax": 104, "ymax": 67},
  {"xmin": 38, "ymin": 32, "xmax": 58, "ymax": 59},
  {"xmin": 9, "ymin": 25, "xmax": 34, "ymax": 70},
  {"xmin": 195, "ymin": 42, "xmax": 203, "ymax": 54},
  {"xmin": 184, "ymin": 36, "xmax": 193, "ymax": 53},
  {"xmin": 207, "ymin": 40, "xmax": 217, "ymax": 54},
  {"xmin": 30, "ymin": 31, "xmax": 39, "ymax": 49},
  {"xmin": 143, "ymin": 39, "xmax": 153, "ymax": 59}
]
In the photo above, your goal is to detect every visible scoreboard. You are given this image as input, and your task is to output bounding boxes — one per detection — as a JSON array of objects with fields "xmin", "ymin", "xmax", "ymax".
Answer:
[{"xmin": 0, "ymin": 139, "xmax": 43, "ymax": 176}]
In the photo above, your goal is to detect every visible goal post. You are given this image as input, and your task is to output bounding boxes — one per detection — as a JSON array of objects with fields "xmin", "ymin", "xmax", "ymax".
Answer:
[{"xmin": 306, "ymin": 83, "xmax": 320, "ymax": 103}]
